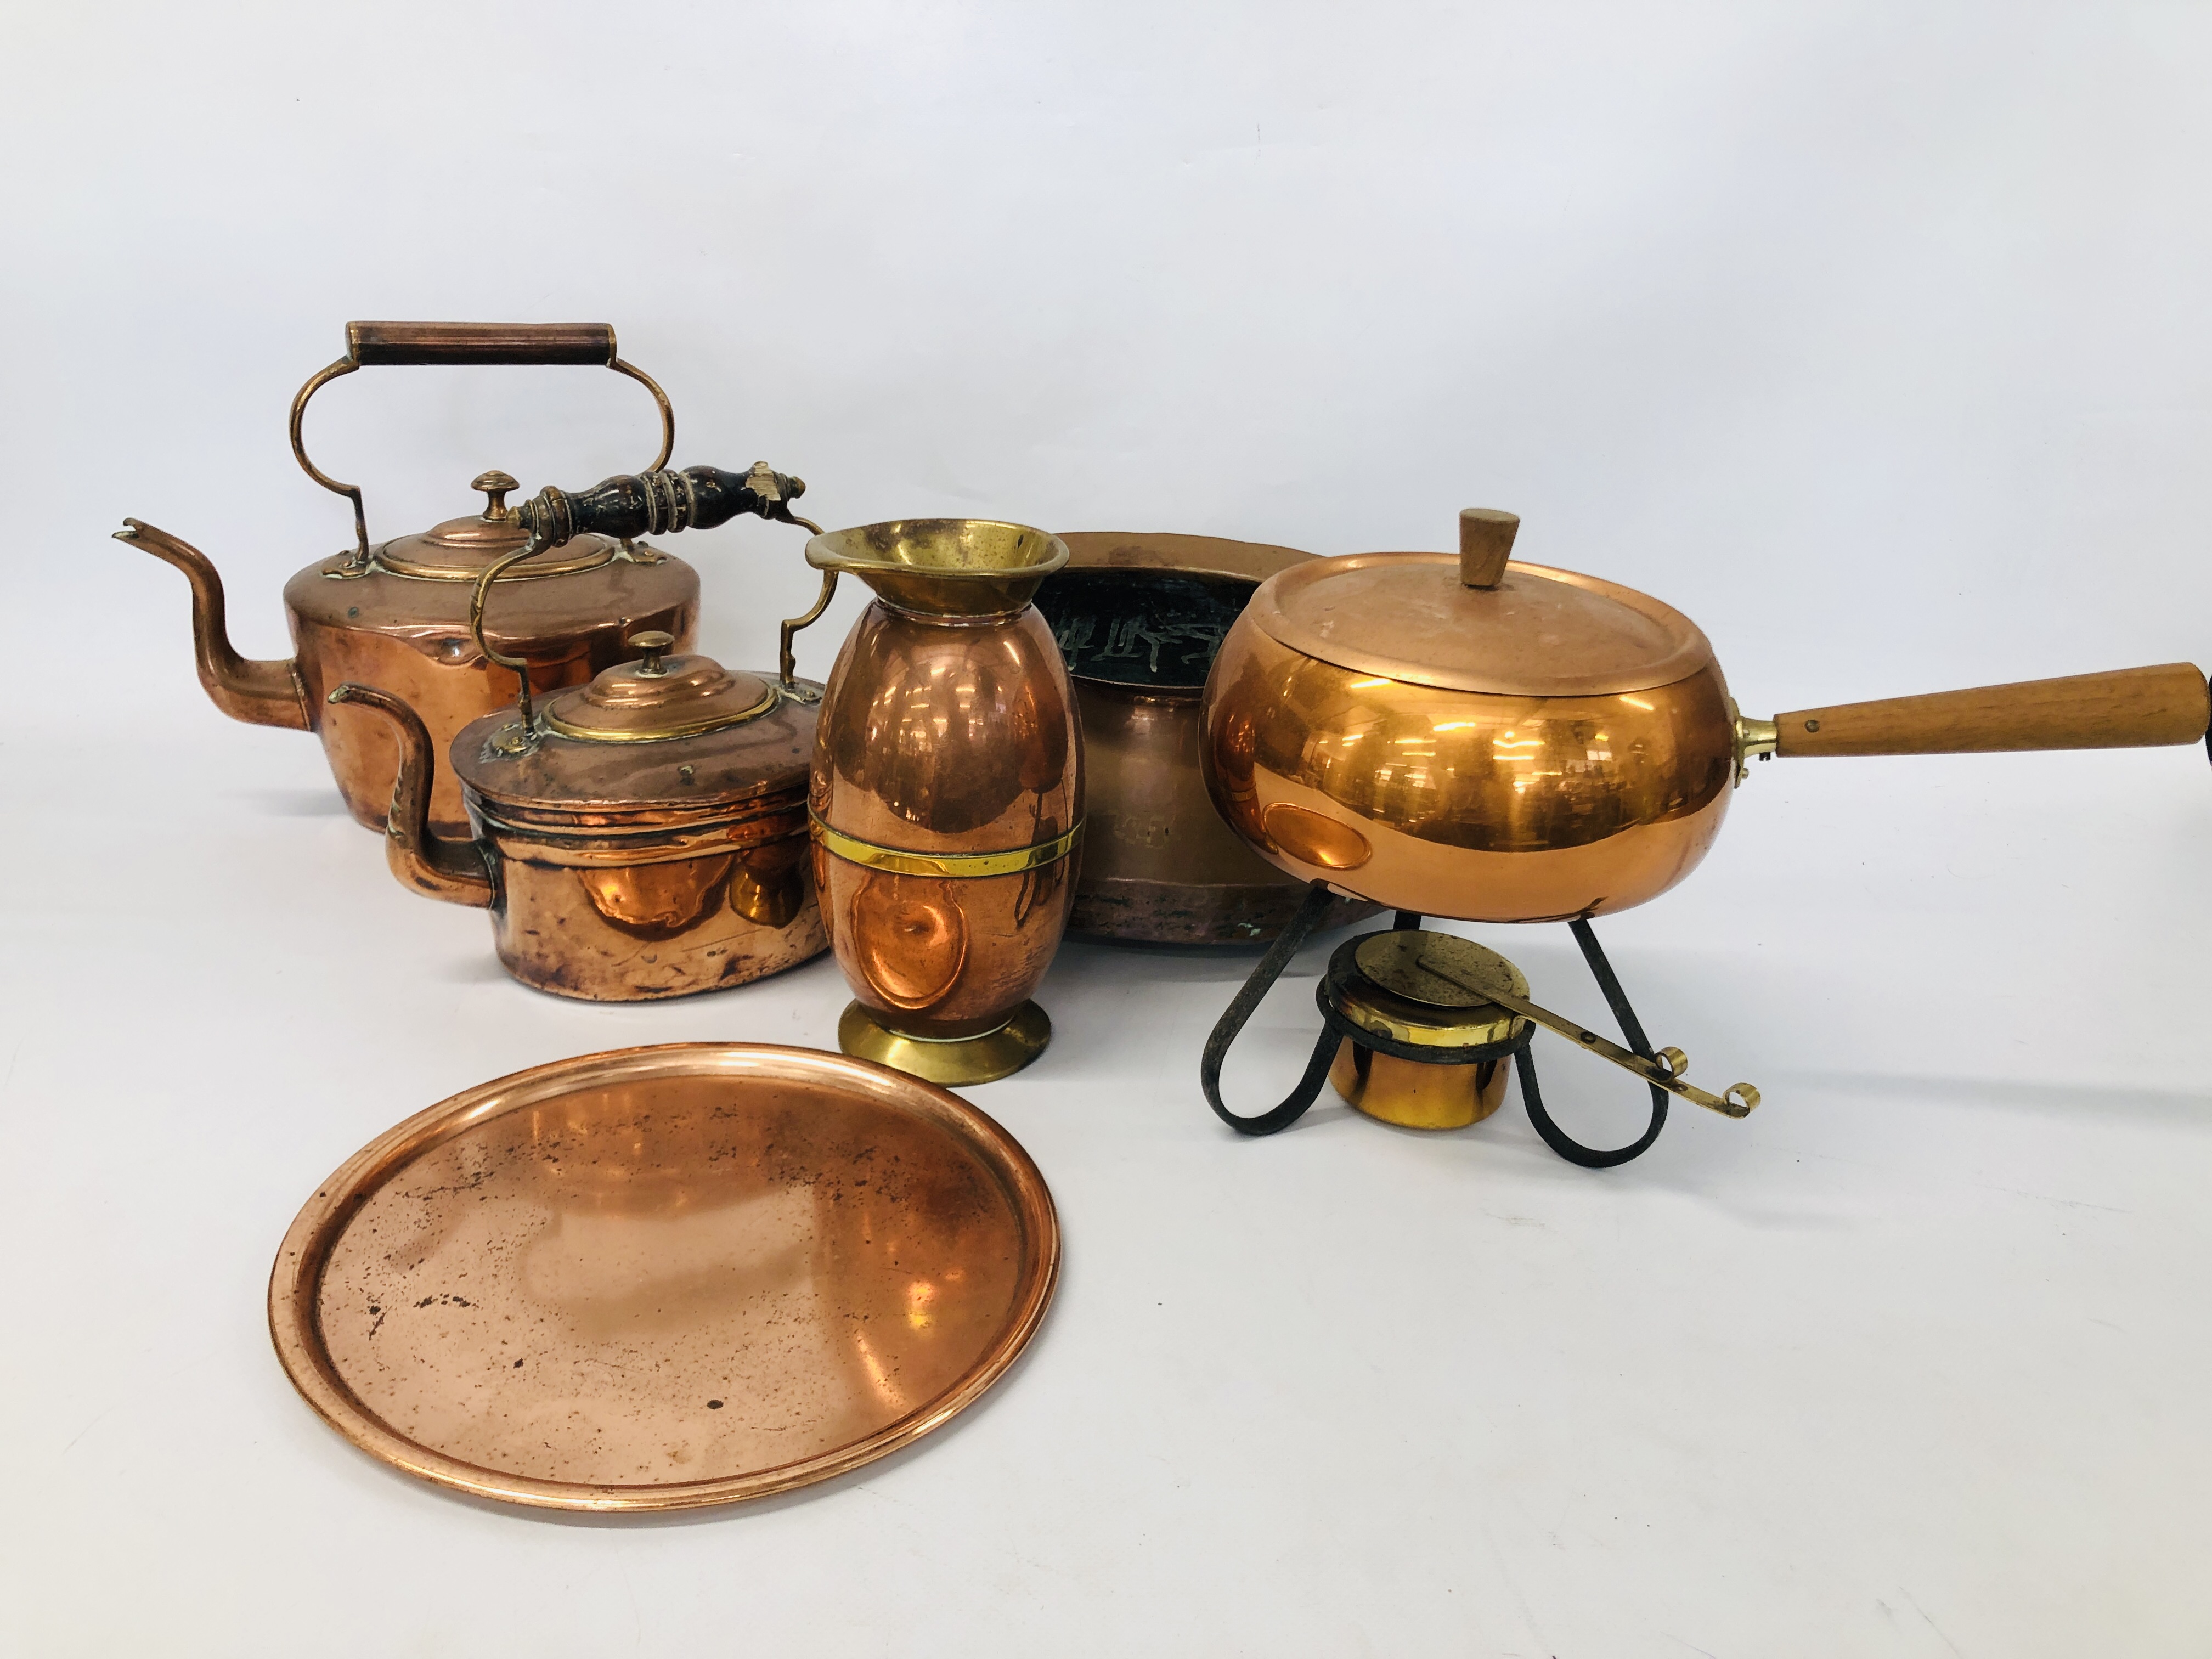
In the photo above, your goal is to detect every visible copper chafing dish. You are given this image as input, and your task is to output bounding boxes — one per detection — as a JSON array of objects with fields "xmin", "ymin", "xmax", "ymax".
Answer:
[
  {"xmin": 330, "ymin": 531, "xmax": 828, "ymax": 998},
  {"xmin": 1035, "ymin": 533, "xmax": 1379, "ymax": 945},
  {"xmin": 116, "ymin": 321, "xmax": 808, "ymax": 837},
  {"xmin": 1199, "ymin": 508, "xmax": 2210, "ymax": 1164}
]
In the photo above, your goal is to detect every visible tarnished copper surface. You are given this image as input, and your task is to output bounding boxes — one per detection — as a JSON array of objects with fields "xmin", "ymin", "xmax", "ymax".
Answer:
[
  {"xmin": 268, "ymin": 1042, "xmax": 1059, "ymax": 1512},
  {"xmin": 1204, "ymin": 610, "xmax": 1735, "ymax": 921},
  {"xmin": 1041, "ymin": 533, "xmax": 1380, "ymax": 945},
  {"xmin": 331, "ymin": 671, "xmax": 826, "ymax": 1002},
  {"xmin": 809, "ymin": 522, "xmax": 1082, "ymax": 1081}
]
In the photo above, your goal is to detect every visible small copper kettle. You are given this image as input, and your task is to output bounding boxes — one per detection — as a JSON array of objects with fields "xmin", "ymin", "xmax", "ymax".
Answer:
[
  {"xmin": 117, "ymin": 322, "xmax": 806, "ymax": 838},
  {"xmin": 331, "ymin": 619, "xmax": 826, "ymax": 1002}
]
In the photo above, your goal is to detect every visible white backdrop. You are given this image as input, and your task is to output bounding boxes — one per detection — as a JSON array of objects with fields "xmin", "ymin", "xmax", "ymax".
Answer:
[{"xmin": 7, "ymin": 3, "xmax": 2212, "ymax": 1654}]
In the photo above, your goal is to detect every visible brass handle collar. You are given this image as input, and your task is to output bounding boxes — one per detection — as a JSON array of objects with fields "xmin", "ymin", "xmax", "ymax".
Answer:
[{"xmin": 1731, "ymin": 703, "xmax": 1779, "ymax": 785}]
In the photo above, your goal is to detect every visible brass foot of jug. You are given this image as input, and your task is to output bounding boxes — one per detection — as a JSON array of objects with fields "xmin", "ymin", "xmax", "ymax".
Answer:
[{"xmin": 838, "ymin": 1001, "xmax": 1052, "ymax": 1087}]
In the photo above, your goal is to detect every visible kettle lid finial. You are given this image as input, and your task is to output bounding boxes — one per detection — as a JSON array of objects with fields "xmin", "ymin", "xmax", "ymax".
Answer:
[{"xmin": 473, "ymin": 471, "xmax": 520, "ymax": 521}]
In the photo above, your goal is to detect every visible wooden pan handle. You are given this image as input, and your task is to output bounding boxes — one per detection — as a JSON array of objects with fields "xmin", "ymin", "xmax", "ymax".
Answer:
[{"xmin": 1774, "ymin": 663, "xmax": 2210, "ymax": 757}]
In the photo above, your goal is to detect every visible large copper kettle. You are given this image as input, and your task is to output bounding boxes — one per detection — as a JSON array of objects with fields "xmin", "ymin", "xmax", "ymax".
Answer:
[{"xmin": 114, "ymin": 321, "xmax": 809, "ymax": 838}]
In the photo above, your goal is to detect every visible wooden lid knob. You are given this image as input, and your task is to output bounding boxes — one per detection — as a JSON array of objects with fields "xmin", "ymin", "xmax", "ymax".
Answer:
[{"xmin": 1458, "ymin": 509, "xmax": 1520, "ymax": 589}]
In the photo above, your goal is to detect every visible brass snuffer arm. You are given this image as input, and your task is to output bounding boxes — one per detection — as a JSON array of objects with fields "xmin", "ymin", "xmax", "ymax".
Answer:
[{"xmin": 518, "ymin": 461, "xmax": 820, "ymax": 548}]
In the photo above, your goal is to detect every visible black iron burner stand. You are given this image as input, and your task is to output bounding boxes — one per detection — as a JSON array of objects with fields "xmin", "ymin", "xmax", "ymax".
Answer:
[{"xmin": 1199, "ymin": 881, "xmax": 1671, "ymax": 1168}]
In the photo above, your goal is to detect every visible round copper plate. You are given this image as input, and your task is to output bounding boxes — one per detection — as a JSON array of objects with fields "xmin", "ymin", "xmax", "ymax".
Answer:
[{"xmin": 268, "ymin": 1043, "xmax": 1058, "ymax": 1511}]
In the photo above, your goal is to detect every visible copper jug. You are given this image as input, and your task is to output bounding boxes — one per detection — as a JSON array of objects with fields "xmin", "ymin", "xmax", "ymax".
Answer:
[
  {"xmin": 801, "ymin": 522, "xmax": 1084, "ymax": 1084},
  {"xmin": 117, "ymin": 322, "xmax": 803, "ymax": 838},
  {"xmin": 330, "ymin": 614, "xmax": 826, "ymax": 1001}
]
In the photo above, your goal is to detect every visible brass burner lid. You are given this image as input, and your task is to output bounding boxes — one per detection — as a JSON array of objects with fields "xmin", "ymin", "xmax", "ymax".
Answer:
[
  {"xmin": 1330, "ymin": 930, "xmax": 1531, "ymax": 1049},
  {"xmin": 543, "ymin": 633, "xmax": 780, "ymax": 743},
  {"xmin": 1250, "ymin": 550, "xmax": 1713, "ymax": 699},
  {"xmin": 376, "ymin": 471, "xmax": 619, "ymax": 580}
]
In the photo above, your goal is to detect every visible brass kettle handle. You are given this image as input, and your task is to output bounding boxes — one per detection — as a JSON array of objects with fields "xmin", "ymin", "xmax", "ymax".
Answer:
[
  {"xmin": 289, "ymin": 321, "xmax": 676, "ymax": 569},
  {"xmin": 466, "ymin": 532, "xmax": 555, "ymax": 739}
]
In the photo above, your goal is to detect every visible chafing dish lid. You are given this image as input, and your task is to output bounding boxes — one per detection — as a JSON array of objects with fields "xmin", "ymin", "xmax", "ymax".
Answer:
[{"xmin": 1247, "ymin": 551, "xmax": 1715, "ymax": 699}]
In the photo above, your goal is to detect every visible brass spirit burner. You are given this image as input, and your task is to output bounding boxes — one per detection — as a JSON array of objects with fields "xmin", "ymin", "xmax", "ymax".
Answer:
[{"xmin": 1200, "ymin": 508, "xmax": 2211, "ymax": 1164}]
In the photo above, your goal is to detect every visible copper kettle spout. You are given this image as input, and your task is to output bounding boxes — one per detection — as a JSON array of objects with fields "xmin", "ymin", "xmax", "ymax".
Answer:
[
  {"xmin": 115, "ymin": 520, "xmax": 311, "ymax": 731},
  {"xmin": 325, "ymin": 684, "xmax": 495, "ymax": 908}
]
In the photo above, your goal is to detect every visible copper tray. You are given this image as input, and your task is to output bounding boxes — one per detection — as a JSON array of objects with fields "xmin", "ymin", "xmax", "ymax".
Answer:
[{"xmin": 269, "ymin": 1043, "xmax": 1058, "ymax": 1511}]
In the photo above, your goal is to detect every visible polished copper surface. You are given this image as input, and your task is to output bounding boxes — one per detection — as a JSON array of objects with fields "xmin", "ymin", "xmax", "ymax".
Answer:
[
  {"xmin": 331, "ymin": 671, "xmax": 826, "ymax": 1002},
  {"xmin": 374, "ymin": 473, "xmax": 617, "ymax": 581},
  {"xmin": 118, "ymin": 487, "xmax": 696, "ymax": 837},
  {"xmin": 1204, "ymin": 612, "xmax": 1735, "ymax": 920},
  {"xmin": 541, "ymin": 641, "xmax": 779, "ymax": 743},
  {"xmin": 1041, "ymin": 533, "xmax": 1380, "ymax": 944},
  {"xmin": 1205, "ymin": 512, "xmax": 2210, "ymax": 926},
  {"xmin": 123, "ymin": 319, "xmax": 690, "ymax": 834},
  {"xmin": 810, "ymin": 522, "xmax": 1083, "ymax": 1079},
  {"xmin": 268, "ymin": 1043, "xmax": 1059, "ymax": 1512},
  {"xmin": 1251, "ymin": 551, "xmax": 1714, "ymax": 698}
]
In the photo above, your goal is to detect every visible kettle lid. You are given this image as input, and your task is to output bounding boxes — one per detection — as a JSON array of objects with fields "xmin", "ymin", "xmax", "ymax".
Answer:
[
  {"xmin": 374, "ymin": 471, "xmax": 619, "ymax": 580},
  {"xmin": 1248, "ymin": 511, "xmax": 1713, "ymax": 698},
  {"xmin": 541, "ymin": 633, "xmax": 780, "ymax": 742},
  {"xmin": 452, "ymin": 633, "xmax": 812, "ymax": 816}
]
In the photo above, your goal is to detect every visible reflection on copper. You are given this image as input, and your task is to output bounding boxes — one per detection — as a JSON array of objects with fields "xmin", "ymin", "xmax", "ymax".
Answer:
[
  {"xmin": 1203, "ymin": 623, "xmax": 1734, "ymax": 921},
  {"xmin": 579, "ymin": 856, "xmax": 737, "ymax": 939},
  {"xmin": 729, "ymin": 839, "xmax": 809, "ymax": 928},
  {"xmin": 849, "ymin": 873, "xmax": 969, "ymax": 1009}
]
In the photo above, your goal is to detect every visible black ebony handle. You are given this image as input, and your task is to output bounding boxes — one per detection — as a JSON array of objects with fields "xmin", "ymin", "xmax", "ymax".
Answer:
[{"xmin": 518, "ymin": 462, "xmax": 811, "ymax": 548}]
